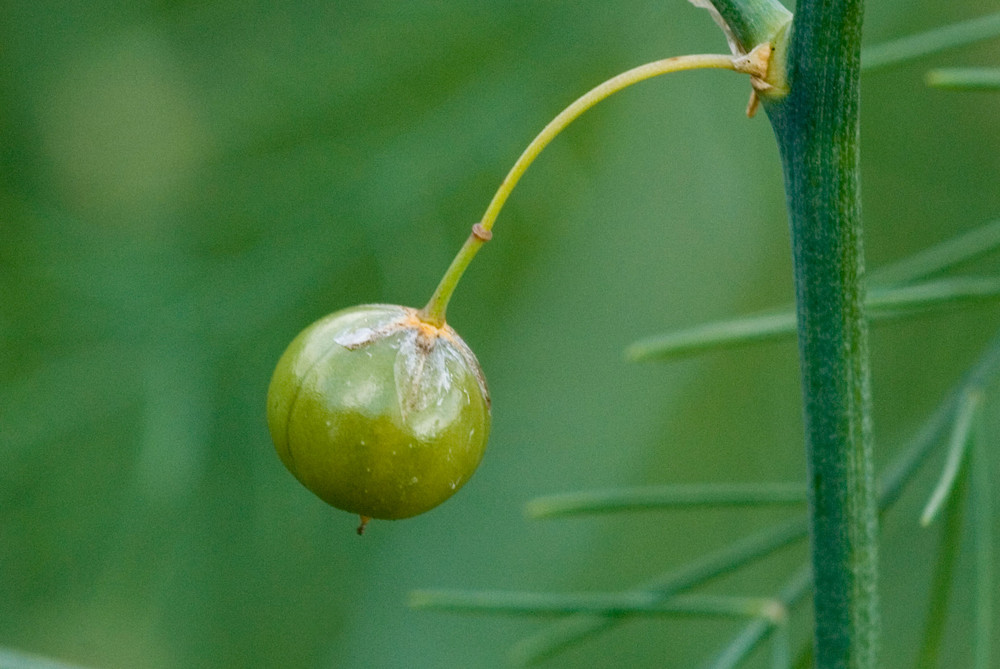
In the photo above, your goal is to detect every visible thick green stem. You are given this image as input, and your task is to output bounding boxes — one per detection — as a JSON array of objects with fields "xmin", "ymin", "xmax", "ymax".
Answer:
[{"xmin": 762, "ymin": 1, "xmax": 879, "ymax": 667}]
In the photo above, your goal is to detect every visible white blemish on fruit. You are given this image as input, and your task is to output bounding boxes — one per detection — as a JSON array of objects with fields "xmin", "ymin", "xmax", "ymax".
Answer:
[{"xmin": 334, "ymin": 327, "xmax": 377, "ymax": 348}]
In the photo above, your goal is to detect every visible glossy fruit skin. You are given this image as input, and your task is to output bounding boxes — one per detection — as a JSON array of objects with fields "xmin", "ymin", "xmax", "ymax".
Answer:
[{"xmin": 267, "ymin": 304, "xmax": 491, "ymax": 520}]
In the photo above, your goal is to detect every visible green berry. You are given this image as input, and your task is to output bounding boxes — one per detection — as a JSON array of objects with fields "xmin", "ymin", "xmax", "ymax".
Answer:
[{"xmin": 267, "ymin": 304, "xmax": 491, "ymax": 529}]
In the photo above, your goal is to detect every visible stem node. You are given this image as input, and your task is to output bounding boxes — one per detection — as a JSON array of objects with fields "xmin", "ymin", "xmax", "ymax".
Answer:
[{"xmin": 471, "ymin": 223, "xmax": 493, "ymax": 242}]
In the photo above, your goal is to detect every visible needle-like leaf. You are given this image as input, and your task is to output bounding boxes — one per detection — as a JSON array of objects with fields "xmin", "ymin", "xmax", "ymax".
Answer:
[
  {"xmin": 627, "ymin": 276, "xmax": 1000, "ymax": 362},
  {"xmin": 628, "ymin": 218, "xmax": 1000, "ymax": 361},
  {"xmin": 506, "ymin": 333, "xmax": 1000, "ymax": 665},
  {"xmin": 926, "ymin": 68, "xmax": 1000, "ymax": 91},
  {"xmin": 861, "ymin": 11, "xmax": 1000, "ymax": 71},
  {"xmin": 915, "ymin": 462, "xmax": 967, "ymax": 667},
  {"xmin": 626, "ymin": 220, "xmax": 1000, "ymax": 360},
  {"xmin": 971, "ymin": 409, "xmax": 994, "ymax": 669},
  {"xmin": 702, "ymin": 566, "xmax": 810, "ymax": 669},
  {"xmin": 410, "ymin": 589, "xmax": 782, "ymax": 619},
  {"xmin": 0, "ymin": 649, "xmax": 93, "ymax": 669},
  {"xmin": 870, "ymin": 219, "xmax": 1000, "ymax": 286},
  {"xmin": 920, "ymin": 390, "xmax": 981, "ymax": 526},
  {"xmin": 507, "ymin": 516, "xmax": 808, "ymax": 665},
  {"xmin": 526, "ymin": 482, "xmax": 806, "ymax": 518}
]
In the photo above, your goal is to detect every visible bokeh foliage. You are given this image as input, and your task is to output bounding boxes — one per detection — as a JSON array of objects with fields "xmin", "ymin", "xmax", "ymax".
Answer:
[{"xmin": 2, "ymin": 1, "xmax": 999, "ymax": 667}]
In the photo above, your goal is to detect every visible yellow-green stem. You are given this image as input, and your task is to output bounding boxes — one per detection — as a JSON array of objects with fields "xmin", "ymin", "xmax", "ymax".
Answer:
[
  {"xmin": 419, "ymin": 232, "xmax": 489, "ymax": 327},
  {"xmin": 418, "ymin": 52, "xmax": 753, "ymax": 326}
]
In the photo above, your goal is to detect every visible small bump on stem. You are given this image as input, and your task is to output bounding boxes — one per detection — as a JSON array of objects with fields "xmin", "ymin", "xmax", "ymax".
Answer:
[{"xmin": 471, "ymin": 223, "xmax": 493, "ymax": 242}]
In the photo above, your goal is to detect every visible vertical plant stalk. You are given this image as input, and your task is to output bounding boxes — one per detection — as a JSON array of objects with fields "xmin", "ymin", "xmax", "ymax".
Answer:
[{"xmin": 761, "ymin": 0, "xmax": 879, "ymax": 667}]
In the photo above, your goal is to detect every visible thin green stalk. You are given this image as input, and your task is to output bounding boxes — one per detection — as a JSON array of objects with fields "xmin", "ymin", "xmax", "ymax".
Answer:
[
  {"xmin": 626, "ymin": 310, "xmax": 796, "ymax": 361},
  {"xmin": 770, "ymin": 617, "xmax": 792, "ymax": 669},
  {"xmin": 626, "ymin": 275, "xmax": 1000, "ymax": 361},
  {"xmin": 628, "ymin": 213, "xmax": 1000, "ymax": 362},
  {"xmin": 476, "ymin": 52, "xmax": 751, "ymax": 235},
  {"xmin": 708, "ymin": 620, "xmax": 776, "ymax": 669},
  {"xmin": 870, "ymin": 219, "xmax": 1000, "ymax": 285},
  {"xmin": 509, "ymin": 515, "xmax": 809, "ymax": 665},
  {"xmin": 926, "ymin": 68, "xmax": 1000, "ymax": 91},
  {"xmin": 920, "ymin": 390, "xmax": 981, "ymax": 526},
  {"xmin": 410, "ymin": 590, "xmax": 781, "ymax": 619},
  {"xmin": 419, "ymin": 52, "xmax": 756, "ymax": 326},
  {"xmin": 861, "ymin": 11, "xmax": 1000, "ymax": 71},
  {"xmin": 762, "ymin": 0, "xmax": 879, "ymax": 665},
  {"xmin": 971, "ymin": 407, "xmax": 994, "ymax": 669},
  {"xmin": 915, "ymin": 461, "xmax": 968, "ymax": 668},
  {"xmin": 0, "ymin": 648, "xmax": 92, "ymax": 669},
  {"xmin": 879, "ymin": 330, "xmax": 1000, "ymax": 510},
  {"xmin": 704, "ymin": 565, "xmax": 811, "ymax": 669},
  {"xmin": 872, "ymin": 276, "xmax": 1000, "ymax": 311},
  {"xmin": 525, "ymin": 482, "xmax": 806, "ymax": 518},
  {"xmin": 418, "ymin": 231, "xmax": 488, "ymax": 327}
]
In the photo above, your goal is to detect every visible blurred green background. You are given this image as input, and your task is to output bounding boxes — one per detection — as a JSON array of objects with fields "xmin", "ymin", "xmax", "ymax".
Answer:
[{"xmin": 3, "ymin": 1, "xmax": 1000, "ymax": 667}]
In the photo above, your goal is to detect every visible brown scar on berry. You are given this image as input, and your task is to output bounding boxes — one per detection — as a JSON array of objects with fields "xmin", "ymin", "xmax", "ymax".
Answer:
[{"xmin": 357, "ymin": 515, "xmax": 371, "ymax": 535}]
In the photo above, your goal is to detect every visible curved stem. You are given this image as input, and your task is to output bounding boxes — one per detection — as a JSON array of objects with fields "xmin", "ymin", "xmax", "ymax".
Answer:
[
  {"xmin": 920, "ymin": 389, "xmax": 981, "ymax": 526},
  {"xmin": 478, "ymin": 53, "xmax": 750, "ymax": 234},
  {"xmin": 418, "ymin": 228, "xmax": 490, "ymax": 327},
  {"xmin": 418, "ymin": 52, "xmax": 756, "ymax": 326},
  {"xmin": 916, "ymin": 463, "xmax": 968, "ymax": 668}
]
